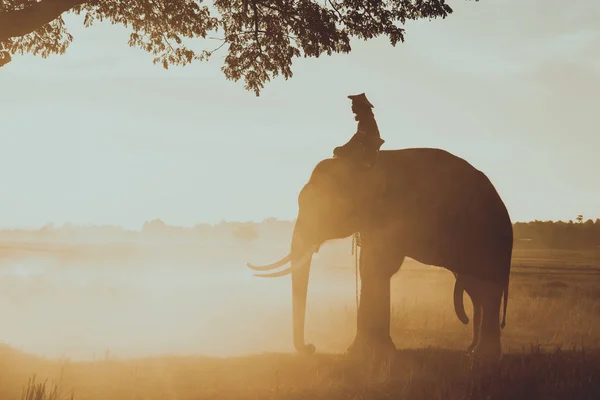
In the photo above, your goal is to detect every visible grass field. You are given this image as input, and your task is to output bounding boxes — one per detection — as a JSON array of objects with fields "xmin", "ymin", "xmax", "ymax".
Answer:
[{"xmin": 2, "ymin": 246, "xmax": 600, "ymax": 400}]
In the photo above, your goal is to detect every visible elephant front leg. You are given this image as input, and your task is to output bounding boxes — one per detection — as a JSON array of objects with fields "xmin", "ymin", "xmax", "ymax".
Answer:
[{"xmin": 345, "ymin": 249, "xmax": 400, "ymax": 361}]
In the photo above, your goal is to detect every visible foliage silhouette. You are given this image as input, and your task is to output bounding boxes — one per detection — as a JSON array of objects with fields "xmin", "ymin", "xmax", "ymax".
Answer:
[
  {"xmin": 0, "ymin": 0, "xmax": 460, "ymax": 95},
  {"xmin": 514, "ymin": 219, "xmax": 600, "ymax": 250}
]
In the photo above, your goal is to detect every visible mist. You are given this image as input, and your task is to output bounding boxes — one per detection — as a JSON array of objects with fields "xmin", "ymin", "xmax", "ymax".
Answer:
[{"xmin": 0, "ymin": 225, "xmax": 460, "ymax": 361}]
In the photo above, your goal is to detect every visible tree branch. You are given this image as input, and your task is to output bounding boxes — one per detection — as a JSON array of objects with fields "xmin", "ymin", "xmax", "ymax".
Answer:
[
  {"xmin": 0, "ymin": 51, "xmax": 11, "ymax": 67},
  {"xmin": 252, "ymin": 0, "xmax": 262, "ymax": 55},
  {"xmin": 327, "ymin": 0, "xmax": 344, "ymax": 21},
  {"xmin": 0, "ymin": 0, "xmax": 88, "ymax": 42}
]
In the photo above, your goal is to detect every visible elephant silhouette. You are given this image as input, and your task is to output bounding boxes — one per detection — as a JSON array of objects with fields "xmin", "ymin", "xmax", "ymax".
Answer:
[{"xmin": 248, "ymin": 147, "xmax": 512, "ymax": 362}]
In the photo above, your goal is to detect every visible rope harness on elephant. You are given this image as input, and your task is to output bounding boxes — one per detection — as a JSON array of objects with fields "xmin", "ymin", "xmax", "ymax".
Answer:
[{"xmin": 351, "ymin": 232, "xmax": 361, "ymax": 316}]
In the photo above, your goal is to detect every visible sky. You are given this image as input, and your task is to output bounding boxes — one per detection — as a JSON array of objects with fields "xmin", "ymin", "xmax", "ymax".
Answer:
[{"xmin": 0, "ymin": 0, "xmax": 599, "ymax": 230}]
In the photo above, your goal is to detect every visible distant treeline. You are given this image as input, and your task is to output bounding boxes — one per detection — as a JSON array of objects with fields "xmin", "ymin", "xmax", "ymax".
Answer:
[
  {"xmin": 514, "ymin": 219, "xmax": 600, "ymax": 250},
  {"xmin": 0, "ymin": 218, "xmax": 599, "ymax": 250}
]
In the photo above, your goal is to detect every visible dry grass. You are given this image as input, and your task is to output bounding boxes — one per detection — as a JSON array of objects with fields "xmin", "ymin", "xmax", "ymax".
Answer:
[
  {"xmin": 6, "ymin": 347, "xmax": 600, "ymax": 400},
  {"xmin": 20, "ymin": 375, "xmax": 73, "ymax": 400},
  {"xmin": 2, "ymin": 247, "xmax": 600, "ymax": 400}
]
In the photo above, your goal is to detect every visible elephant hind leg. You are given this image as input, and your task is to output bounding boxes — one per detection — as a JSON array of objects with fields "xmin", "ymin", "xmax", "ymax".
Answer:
[
  {"xmin": 472, "ymin": 278, "xmax": 503, "ymax": 360},
  {"xmin": 465, "ymin": 287, "xmax": 482, "ymax": 354}
]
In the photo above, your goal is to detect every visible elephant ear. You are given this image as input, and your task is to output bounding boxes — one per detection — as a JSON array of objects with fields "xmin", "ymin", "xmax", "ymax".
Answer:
[
  {"xmin": 354, "ymin": 164, "xmax": 387, "ymax": 207},
  {"xmin": 369, "ymin": 165, "xmax": 387, "ymax": 199},
  {"xmin": 318, "ymin": 157, "xmax": 386, "ymax": 202}
]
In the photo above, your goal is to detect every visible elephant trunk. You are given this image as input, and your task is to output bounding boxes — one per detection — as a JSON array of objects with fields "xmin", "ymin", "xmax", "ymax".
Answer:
[
  {"xmin": 291, "ymin": 224, "xmax": 316, "ymax": 355},
  {"xmin": 453, "ymin": 276, "xmax": 469, "ymax": 325}
]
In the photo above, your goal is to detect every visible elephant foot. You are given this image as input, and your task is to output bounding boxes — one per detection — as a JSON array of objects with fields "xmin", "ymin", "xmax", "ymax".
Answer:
[
  {"xmin": 470, "ymin": 341, "xmax": 502, "ymax": 364},
  {"xmin": 344, "ymin": 334, "xmax": 396, "ymax": 363},
  {"xmin": 466, "ymin": 341, "xmax": 477, "ymax": 354},
  {"xmin": 296, "ymin": 343, "xmax": 316, "ymax": 356}
]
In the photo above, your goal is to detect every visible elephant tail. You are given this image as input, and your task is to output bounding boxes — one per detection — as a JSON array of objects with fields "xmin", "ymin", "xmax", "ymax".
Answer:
[
  {"xmin": 500, "ymin": 279, "xmax": 509, "ymax": 329},
  {"xmin": 453, "ymin": 277, "xmax": 469, "ymax": 325}
]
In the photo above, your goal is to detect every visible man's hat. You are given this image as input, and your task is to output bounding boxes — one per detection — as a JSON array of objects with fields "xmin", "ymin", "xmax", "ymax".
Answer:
[{"xmin": 348, "ymin": 93, "xmax": 374, "ymax": 108}]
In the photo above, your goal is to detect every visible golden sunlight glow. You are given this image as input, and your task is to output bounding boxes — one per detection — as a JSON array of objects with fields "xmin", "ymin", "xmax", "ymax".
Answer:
[{"xmin": 1, "ymin": 0, "xmax": 599, "ymax": 398}]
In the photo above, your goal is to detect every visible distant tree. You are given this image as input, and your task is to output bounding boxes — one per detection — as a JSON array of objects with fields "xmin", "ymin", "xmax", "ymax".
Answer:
[
  {"xmin": 40, "ymin": 222, "xmax": 55, "ymax": 231},
  {"xmin": 513, "ymin": 219, "xmax": 600, "ymax": 250},
  {"xmin": 233, "ymin": 224, "xmax": 259, "ymax": 242},
  {"xmin": 1, "ymin": 0, "xmax": 456, "ymax": 95},
  {"xmin": 141, "ymin": 218, "xmax": 168, "ymax": 234}
]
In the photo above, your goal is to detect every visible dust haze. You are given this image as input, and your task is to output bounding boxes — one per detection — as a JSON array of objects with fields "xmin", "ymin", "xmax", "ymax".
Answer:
[
  {"xmin": 3, "ymin": 220, "xmax": 600, "ymax": 400},
  {"xmin": 0, "ymin": 221, "xmax": 460, "ymax": 361},
  {"xmin": 0, "ymin": 220, "xmax": 449, "ymax": 360},
  {"xmin": 3, "ymin": 220, "xmax": 599, "ymax": 363}
]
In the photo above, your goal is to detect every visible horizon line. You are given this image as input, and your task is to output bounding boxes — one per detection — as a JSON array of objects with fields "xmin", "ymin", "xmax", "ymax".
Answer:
[{"xmin": 1, "ymin": 217, "xmax": 598, "ymax": 233}]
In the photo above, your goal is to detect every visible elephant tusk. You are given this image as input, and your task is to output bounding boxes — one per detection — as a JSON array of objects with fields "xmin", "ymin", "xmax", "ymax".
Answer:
[
  {"xmin": 247, "ymin": 254, "xmax": 291, "ymax": 271},
  {"xmin": 253, "ymin": 264, "xmax": 305, "ymax": 278},
  {"xmin": 253, "ymin": 249, "xmax": 315, "ymax": 278}
]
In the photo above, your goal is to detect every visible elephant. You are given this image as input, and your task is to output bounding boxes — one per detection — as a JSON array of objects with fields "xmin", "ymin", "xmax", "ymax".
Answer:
[{"xmin": 247, "ymin": 147, "xmax": 513, "ymax": 361}]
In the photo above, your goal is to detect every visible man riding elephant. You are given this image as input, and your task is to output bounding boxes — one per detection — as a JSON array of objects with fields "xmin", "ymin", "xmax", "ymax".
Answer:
[
  {"xmin": 333, "ymin": 93, "xmax": 385, "ymax": 168},
  {"xmin": 331, "ymin": 92, "xmax": 387, "ymax": 239}
]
